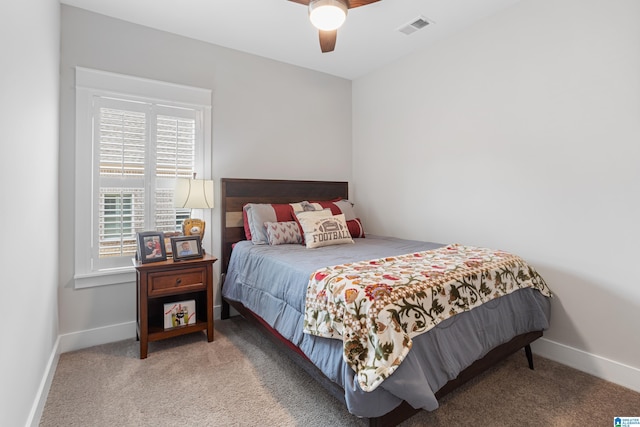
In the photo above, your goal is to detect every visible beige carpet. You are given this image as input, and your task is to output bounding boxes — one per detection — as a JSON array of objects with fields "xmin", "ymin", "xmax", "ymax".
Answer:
[{"xmin": 41, "ymin": 317, "xmax": 639, "ymax": 426}]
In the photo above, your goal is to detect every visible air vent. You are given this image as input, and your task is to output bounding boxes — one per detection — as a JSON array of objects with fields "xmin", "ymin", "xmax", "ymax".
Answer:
[{"xmin": 398, "ymin": 16, "xmax": 431, "ymax": 35}]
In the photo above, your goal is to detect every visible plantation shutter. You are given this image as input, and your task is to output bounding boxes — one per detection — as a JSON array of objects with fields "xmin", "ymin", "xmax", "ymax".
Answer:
[
  {"xmin": 94, "ymin": 98, "xmax": 195, "ymax": 266},
  {"xmin": 155, "ymin": 114, "xmax": 196, "ymax": 233},
  {"xmin": 97, "ymin": 102, "xmax": 147, "ymax": 260}
]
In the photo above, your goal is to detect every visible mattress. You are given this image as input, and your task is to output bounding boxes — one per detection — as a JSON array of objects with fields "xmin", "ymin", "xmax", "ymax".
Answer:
[{"xmin": 222, "ymin": 235, "xmax": 551, "ymax": 417}]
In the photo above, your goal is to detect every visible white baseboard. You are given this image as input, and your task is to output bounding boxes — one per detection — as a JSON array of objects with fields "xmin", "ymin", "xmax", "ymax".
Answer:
[
  {"xmin": 531, "ymin": 337, "xmax": 640, "ymax": 393},
  {"xmin": 59, "ymin": 321, "xmax": 137, "ymax": 353},
  {"xmin": 27, "ymin": 336, "xmax": 60, "ymax": 427},
  {"xmin": 58, "ymin": 304, "xmax": 223, "ymax": 354}
]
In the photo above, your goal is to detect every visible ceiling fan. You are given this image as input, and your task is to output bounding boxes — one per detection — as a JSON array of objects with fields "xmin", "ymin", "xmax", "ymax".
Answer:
[{"xmin": 288, "ymin": 0, "xmax": 381, "ymax": 53}]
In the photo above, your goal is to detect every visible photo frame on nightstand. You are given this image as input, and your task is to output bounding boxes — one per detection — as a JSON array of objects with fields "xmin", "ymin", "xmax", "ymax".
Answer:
[
  {"xmin": 163, "ymin": 231, "xmax": 182, "ymax": 256},
  {"xmin": 171, "ymin": 235, "xmax": 203, "ymax": 261},
  {"xmin": 136, "ymin": 231, "xmax": 167, "ymax": 263}
]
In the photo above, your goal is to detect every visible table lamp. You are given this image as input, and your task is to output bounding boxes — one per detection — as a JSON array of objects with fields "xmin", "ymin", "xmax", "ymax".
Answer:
[{"xmin": 173, "ymin": 174, "xmax": 214, "ymax": 241}]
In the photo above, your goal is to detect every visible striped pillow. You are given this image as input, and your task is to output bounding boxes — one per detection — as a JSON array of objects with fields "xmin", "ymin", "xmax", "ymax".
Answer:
[
  {"xmin": 243, "ymin": 203, "xmax": 297, "ymax": 244},
  {"xmin": 307, "ymin": 199, "xmax": 365, "ymax": 238}
]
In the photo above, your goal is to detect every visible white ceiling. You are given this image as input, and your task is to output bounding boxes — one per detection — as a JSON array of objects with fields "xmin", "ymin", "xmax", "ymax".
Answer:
[{"xmin": 60, "ymin": 0, "xmax": 522, "ymax": 80}]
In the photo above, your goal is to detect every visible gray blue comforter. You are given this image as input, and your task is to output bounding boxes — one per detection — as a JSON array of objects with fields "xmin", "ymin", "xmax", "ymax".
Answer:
[{"xmin": 222, "ymin": 235, "xmax": 551, "ymax": 417}]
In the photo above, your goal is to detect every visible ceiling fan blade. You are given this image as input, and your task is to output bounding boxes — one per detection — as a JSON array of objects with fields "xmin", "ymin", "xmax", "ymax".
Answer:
[
  {"xmin": 347, "ymin": 0, "xmax": 380, "ymax": 8},
  {"xmin": 319, "ymin": 30, "xmax": 337, "ymax": 53},
  {"xmin": 288, "ymin": 0, "xmax": 380, "ymax": 52}
]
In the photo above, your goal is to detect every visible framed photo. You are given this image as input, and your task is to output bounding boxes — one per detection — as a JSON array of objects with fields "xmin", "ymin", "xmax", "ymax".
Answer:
[
  {"xmin": 137, "ymin": 231, "xmax": 167, "ymax": 263},
  {"xmin": 163, "ymin": 231, "xmax": 182, "ymax": 255},
  {"xmin": 163, "ymin": 300, "xmax": 196, "ymax": 329},
  {"xmin": 171, "ymin": 235, "xmax": 203, "ymax": 261}
]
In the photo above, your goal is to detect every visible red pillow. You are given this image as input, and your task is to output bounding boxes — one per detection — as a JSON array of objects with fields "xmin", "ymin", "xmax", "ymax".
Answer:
[
  {"xmin": 243, "ymin": 210, "xmax": 252, "ymax": 241},
  {"xmin": 346, "ymin": 217, "xmax": 365, "ymax": 238}
]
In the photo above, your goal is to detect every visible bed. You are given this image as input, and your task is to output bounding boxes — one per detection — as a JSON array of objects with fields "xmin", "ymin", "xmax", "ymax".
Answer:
[{"xmin": 219, "ymin": 178, "xmax": 551, "ymax": 426}]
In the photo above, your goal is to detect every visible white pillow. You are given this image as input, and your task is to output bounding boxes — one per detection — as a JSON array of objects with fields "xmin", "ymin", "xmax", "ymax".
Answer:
[
  {"xmin": 296, "ymin": 213, "xmax": 354, "ymax": 249},
  {"xmin": 293, "ymin": 209, "xmax": 331, "ymax": 244}
]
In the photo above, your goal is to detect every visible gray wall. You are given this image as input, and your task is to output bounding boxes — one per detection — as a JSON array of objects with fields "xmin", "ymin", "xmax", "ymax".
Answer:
[
  {"xmin": 59, "ymin": 6, "xmax": 351, "ymax": 344},
  {"xmin": 353, "ymin": 0, "xmax": 640, "ymax": 390},
  {"xmin": 0, "ymin": 0, "xmax": 60, "ymax": 425}
]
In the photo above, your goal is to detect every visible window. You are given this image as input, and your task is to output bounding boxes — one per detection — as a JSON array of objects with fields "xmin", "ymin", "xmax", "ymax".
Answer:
[{"xmin": 75, "ymin": 68, "xmax": 211, "ymax": 288}]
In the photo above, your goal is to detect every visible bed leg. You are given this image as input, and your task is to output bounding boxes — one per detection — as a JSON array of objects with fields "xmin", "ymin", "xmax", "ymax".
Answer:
[
  {"xmin": 222, "ymin": 300, "xmax": 230, "ymax": 319},
  {"xmin": 524, "ymin": 344, "xmax": 534, "ymax": 370}
]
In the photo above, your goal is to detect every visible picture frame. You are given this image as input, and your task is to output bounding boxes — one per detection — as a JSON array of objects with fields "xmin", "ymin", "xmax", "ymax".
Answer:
[
  {"xmin": 163, "ymin": 231, "xmax": 182, "ymax": 256},
  {"xmin": 171, "ymin": 235, "xmax": 203, "ymax": 261},
  {"xmin": 163, "ymin": 300, "xmax": 196, "ymax": 329},
  {"xmin": 137, "ymin": 231, "xmax": 167, "ymax": 263}
]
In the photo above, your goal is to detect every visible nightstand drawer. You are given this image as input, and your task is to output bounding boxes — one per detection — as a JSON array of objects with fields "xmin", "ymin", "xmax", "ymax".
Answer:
[{"xmin": 148, "ymin": 268, "xmax": 206, "ymax": 297}]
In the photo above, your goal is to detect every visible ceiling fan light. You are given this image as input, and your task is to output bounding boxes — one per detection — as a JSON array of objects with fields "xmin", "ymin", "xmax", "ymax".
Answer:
[{"xmin": 309, "ymin": 0, "xmax": 348, "ymax": 31}]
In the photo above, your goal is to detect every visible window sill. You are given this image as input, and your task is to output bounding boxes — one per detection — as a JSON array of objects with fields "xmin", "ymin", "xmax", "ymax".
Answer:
[{"xmin": 74, "ymin": 267, "xmax": 136, "ymax": 289}]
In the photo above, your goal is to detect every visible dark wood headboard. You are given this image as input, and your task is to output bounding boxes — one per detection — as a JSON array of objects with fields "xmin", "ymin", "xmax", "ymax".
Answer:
[{"xmin": 219, "ymin": 178, "xmax": 349, "ymax": 274}]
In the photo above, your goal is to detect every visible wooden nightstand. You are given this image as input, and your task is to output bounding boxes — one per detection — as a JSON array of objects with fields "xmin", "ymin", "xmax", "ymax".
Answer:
[{"xmin": 133, "ymin": 254, "xmax": 217, "ymax": 359}]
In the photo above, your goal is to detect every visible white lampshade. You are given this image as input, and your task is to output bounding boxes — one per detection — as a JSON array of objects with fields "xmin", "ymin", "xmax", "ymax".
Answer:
[
  {"xmin": 174, "ymin": 178, "xmax": 214, "ymax": 209},
  {"xmin": 309, "ymin": 0, "xmax": 348, "ymax": 31}
]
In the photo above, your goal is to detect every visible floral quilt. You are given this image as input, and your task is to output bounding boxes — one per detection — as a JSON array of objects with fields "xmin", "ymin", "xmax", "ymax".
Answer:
[{"xmin": 303, "ymin": 244, "xmax": 552, "ymax": 392}]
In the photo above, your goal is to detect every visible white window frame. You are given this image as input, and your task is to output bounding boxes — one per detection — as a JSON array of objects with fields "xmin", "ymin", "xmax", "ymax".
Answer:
[{"xmin": 74, "ymin": 67, "xmax": 212, "ymax": 288}]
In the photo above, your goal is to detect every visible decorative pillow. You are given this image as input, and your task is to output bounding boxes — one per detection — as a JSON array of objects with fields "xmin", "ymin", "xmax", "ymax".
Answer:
[
  {"xmin": 243, "ymin": 203, "xmax": 297, "ymax": 244},
  {"xmin": 264, "ymin": 221, "xmax": 302, "ymax": 245},
  {"xmin": 346, "ymin": 218, "xmax": 365, "ymax": 238},
  {"xmin": 289, "ymin": 201, "xmax": 319, "ymax": 213},
  {"xmin": 308, "ymin": 199, "xmax": 366, "ymax": 238},
  {"xmin": 293, "ymin": 208, "xmax": 332, "ymax": 221},
  {"xmin": 292, "ymin": 208, "xmax": 332, "ymax": 242},
  {"xmin": 296, "ymin": 213, "xmax": 354, "ymax": 249}
]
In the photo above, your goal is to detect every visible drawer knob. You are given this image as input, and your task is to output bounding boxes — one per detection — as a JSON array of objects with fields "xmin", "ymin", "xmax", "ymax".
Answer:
[{"xmin": 175, "ymin": 278, "xmax": 182, "ymax": 286}]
